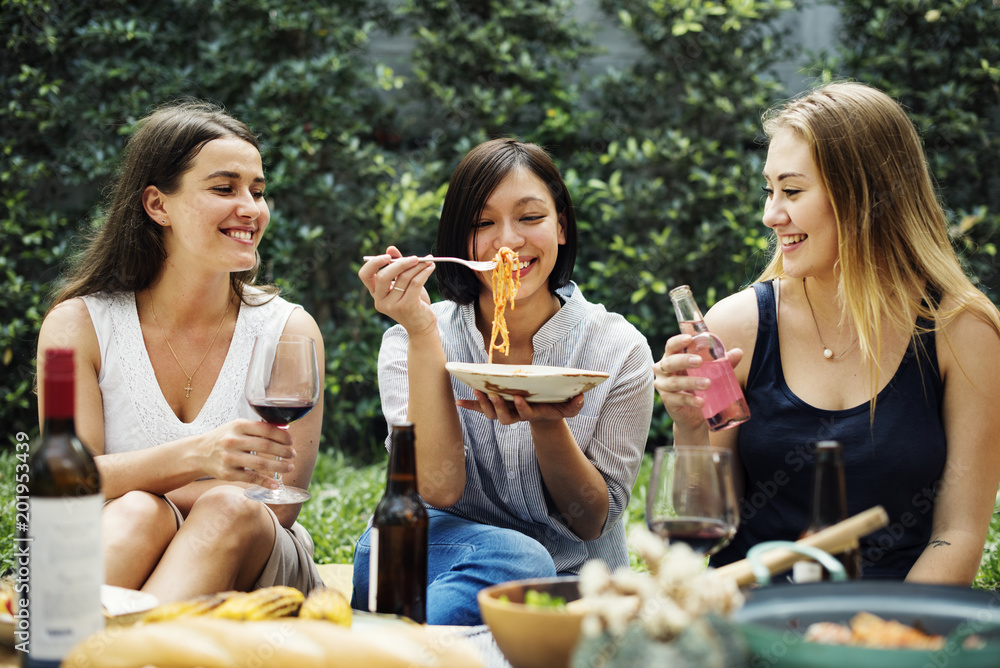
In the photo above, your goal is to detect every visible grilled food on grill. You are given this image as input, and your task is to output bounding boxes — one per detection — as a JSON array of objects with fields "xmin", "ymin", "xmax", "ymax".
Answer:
[
  {"xmin": 209, "ymin": 586, "xmax": 305, "ymax": 621},
  {"xmin": 805, "ymin": 612, "xmax": 946, "ymax": 649},
  {"xmin": 142, "ymin": 591, "xmax": 237, "ymax": 623},
  {"xmin": 140, "ymin": 585, "xmax": 351, "ymax": 627},
  {"xmin": 299, "ymin": 586, "xmax": 353, "ymax": 626}
]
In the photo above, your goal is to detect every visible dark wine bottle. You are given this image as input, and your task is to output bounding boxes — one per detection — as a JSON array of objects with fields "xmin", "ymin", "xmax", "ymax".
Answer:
[
  {"xmin": 21, "ymin": 349, "xmax": 103, "ymax": 667},
  {"xmin": 669, "ymin": 285, "xmax": 750, "ymax": 431},
  {"xmin": 793, "ymin": 440, "xmax": 862, "ymax": 582},
  {"xmin": 369, "ymin": 422, "xmax": 428, "ymax": 623}
]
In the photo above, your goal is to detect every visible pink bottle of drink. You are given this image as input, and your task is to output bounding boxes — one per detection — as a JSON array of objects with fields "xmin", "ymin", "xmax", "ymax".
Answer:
[{"xmin": 669, "ymin": 285, "xmax": 750, "ymax": 431}]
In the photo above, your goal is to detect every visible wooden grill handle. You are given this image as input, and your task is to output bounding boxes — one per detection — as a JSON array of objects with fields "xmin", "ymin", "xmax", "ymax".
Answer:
[{"xmin": 710, "ymin": 505, "xmax": 890, "ymax": 587}]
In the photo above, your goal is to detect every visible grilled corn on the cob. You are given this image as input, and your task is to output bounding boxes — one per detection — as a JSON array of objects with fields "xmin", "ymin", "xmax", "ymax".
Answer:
[
  {"xmin": 298, "ymin": 587, "xmax": 352, "ymax": 627},
  {"xmin": 210, "ymin": 585, "xmax": 305, "ymax": 621},
  {"xmin": 142, "ymin": 591, "xmax": 236, "ymax": 623}
]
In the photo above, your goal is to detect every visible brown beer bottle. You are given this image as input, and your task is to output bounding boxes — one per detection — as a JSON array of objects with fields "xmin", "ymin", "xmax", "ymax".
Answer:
[
  {"xmin": 793, "ymin": 440, "xmax": 862, "ymax": 582},
  {"xmin": 21, "ymin": 349, "xmax": 104, "ymax": 668},
  {"xmin": 369, "ymin": 422, "xmax": 428, "ymax": 623}
]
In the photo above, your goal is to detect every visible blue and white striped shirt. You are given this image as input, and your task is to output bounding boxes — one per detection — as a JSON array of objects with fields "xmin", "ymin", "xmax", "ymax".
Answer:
[{"xmin": 377, "ymin": 282, "xmax": 654, "ymax": 573}]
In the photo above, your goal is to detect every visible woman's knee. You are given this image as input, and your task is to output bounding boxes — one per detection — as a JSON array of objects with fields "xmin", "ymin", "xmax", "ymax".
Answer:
[
  {"xmin": 428, "ymin": 518, "xmax": 556, "ymax": 580},
  {"xmin": 187, "ymin": 486, "xmax": 273, "ymax": 548},
  {"xmin": 103, "ymin": 491, "xmax": 177, "ymax": 546},
  {"xmin": 481, "ymin": 529, "xmax": 556, "ymax": 578}
]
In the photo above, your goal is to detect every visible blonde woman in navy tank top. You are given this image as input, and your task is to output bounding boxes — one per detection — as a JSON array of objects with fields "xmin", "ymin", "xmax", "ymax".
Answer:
[{"xmin": 653, "ymin": 82, "xmax": 1000, "ymax": 585}]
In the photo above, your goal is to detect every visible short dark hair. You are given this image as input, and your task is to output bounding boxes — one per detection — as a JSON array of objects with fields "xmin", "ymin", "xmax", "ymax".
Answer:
[{"xmin": 434, "ymin": 138, "xmax": 577, "ymax": 304}]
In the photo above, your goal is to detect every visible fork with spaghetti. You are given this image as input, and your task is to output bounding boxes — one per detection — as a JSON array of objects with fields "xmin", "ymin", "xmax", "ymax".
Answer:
[{"xmin": 488, "ymin": 247, "xmax": 520, "ymax": 363}]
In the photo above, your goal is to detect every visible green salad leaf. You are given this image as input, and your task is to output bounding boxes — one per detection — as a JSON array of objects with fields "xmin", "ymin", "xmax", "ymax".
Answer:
[{"xmin": 524, "ymin": 590, "xmax": 567, "ymax": 610}]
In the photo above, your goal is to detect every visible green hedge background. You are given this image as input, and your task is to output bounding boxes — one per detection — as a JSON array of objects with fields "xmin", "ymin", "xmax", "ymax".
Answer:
[{"xmin": 3, "ymin": 0, "xmax": 998, "ymax": 462}]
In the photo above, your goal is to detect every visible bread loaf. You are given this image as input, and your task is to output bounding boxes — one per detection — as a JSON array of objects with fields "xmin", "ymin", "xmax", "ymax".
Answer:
[{"xmin": 61, "ymin": 618, "xmax": 484, "ymax": 668}]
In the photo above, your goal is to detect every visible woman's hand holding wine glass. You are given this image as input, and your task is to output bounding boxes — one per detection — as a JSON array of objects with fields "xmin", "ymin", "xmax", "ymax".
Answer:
[
  {"xmin": 243, "ymin": 333, "xmax": 320, "ymax": 504},
  {"xmin": 192, "ymin": 419, "xmax": 293, "ymax": 485},
  {"xmin": 646, "ymin": 446, "xmax": 739, "ymax": 556}
]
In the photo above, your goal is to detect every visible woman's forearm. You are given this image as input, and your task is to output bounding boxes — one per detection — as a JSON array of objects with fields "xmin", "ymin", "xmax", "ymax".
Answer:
[
  {"xmin": 672, "ymin": 420, "xmax": 711, "ymax": 447},
  {"xmin": 905, "ymin": 536, "xmax": 981, "ymax": 586},
  {"xmin": 96, "ymin": 439, "xmax": 204, "ymax": 500},
  {"xmin": 404, "ymin": 327, "xmax": 467, "ymax": 507},
  {"xmin": 531, "ymin": 419, "xmax": 609, "ymax": 541}
]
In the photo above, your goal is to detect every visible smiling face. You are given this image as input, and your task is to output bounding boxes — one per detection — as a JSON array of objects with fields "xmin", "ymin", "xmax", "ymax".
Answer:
[
  {"xmin": 761, "ymin": 129, "xmax": 840, "ymax": 281},
  {"xmin": 469, "ymin": 167, "xmax": 567, "ymax": 307},
  {"xmin": 147, "ymin": 136, "xmax": 269, "ymax": 274}
]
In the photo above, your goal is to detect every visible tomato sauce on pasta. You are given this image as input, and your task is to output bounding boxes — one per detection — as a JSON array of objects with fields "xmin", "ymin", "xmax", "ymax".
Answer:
[{"xmin": 488, "ymin": 247, "xmax": 520, "ymax": 363}]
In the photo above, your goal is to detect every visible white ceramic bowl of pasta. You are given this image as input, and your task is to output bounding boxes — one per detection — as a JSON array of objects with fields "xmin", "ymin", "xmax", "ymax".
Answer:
[{"xmin": 445, "ymin": 363, "xmax": 609, "ymax": 403}]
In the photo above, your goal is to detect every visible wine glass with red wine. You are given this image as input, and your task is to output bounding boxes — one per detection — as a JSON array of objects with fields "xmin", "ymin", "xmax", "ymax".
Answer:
[
  {"xmin": 243, "ymin": 333, "xmax": 319, "ymax": 504},
  {"xmin": 646, "ymin": 446, "xmax": 739, "ymax": 556}
]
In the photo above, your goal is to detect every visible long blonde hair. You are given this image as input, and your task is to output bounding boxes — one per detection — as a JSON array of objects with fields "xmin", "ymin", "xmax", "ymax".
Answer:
[{"xmin": 757, "ymin": 82, "xmax": 1000, "ymax": 393}]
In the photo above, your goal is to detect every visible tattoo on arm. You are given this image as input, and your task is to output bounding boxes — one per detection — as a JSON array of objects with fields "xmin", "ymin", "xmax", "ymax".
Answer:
[{"xmin": 928, "ymin": 539, "xmax": 952, "ymax": 548}]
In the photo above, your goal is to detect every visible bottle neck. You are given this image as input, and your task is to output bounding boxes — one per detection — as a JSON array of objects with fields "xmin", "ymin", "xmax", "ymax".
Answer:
[
  {"xmin": 678, "ymin": 319, "xmax": 710, "ymax": 336},
  {"xmin": 670, "ymin": 288, "xmax": 708, "ymax": 333},
  {"xmin": 42, "ymin": 416, "xmax": 76, "ymax": 437},
  {"xmin": 810, "ymin": 451, "xmax": 847, "ymax": 527},
  {"xmin": 44, "ymin": 376, "xmax": 74, "ymax": 421},
  {"xmin": 385, "ymin": 430, "xmax": 419, "ymax": 496}
]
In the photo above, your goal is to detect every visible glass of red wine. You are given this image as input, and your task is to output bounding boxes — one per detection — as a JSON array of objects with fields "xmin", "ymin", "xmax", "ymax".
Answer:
[
  {"xmin": 244, "ymin": 333, "xmax": 319, "ymax": 504},
  {"xmin": 646, "ymin": 446, "xmax": 739, "ymax": 556}
]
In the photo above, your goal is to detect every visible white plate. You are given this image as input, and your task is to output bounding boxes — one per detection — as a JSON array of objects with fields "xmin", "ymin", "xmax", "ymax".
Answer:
[
  {"xmin": 102, "ymin": 585, "xmax": 159, "ymax": 617},
  {"xmin": 446, "ymin": 362, "xmax": 610, "ymax": 403},
  {"xmin": 0, "ymin": 587, "xmax": 159, "ymax": 647}
]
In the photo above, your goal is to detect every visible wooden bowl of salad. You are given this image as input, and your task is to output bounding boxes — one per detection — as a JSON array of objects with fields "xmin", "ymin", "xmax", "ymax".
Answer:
[{"xmin": 477, "ymin": 576, "xmax": 584, "ymax": 668}]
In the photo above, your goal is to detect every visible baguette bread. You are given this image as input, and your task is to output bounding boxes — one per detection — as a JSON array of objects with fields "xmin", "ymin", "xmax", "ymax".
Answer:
[{"xmin": 62, "ymin": 618, "xmax": 484, "ymax": 668}]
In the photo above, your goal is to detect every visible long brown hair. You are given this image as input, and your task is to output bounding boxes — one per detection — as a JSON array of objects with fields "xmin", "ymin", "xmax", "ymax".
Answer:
[
  {"xmin": 757, "ymin": 82, "xmax": 1000, "ymax": 394},
  {"xmin": 50, "ymin": 99, "xmax": 276, "ymax": 309}
]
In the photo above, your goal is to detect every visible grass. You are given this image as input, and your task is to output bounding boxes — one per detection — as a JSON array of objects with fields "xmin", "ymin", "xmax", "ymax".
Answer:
[
  {"xmin": 298, "ymin": 449, "xmax": 385, "ymax": 564},
  {"xmin": 2, "ymin": 447, "xmax": 999, "ymax": 588},
  {"xmin": 0, "ymin": 449, "xmax": 13, "ymax": 575},
  {"xmin": 976, "ymin": 509, "xmax": 1000, "ymax": 589}
]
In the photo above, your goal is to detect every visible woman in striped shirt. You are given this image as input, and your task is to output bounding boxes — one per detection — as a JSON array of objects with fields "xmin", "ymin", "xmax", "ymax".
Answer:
[{"xmin": 354, "ymin": 138, "xmax": 654, "ymax": 625}]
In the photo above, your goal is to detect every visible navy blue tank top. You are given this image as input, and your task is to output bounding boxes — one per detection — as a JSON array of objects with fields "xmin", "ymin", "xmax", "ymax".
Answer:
[{"xmin": 710, "ymin": 280, "xmax": 946, "ymax": 579}]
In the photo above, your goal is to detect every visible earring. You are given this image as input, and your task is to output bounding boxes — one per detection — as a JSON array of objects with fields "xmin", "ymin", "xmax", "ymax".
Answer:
[{"xmin": 160, "ymin": 219, "xmax": 167, "ymax": 225}]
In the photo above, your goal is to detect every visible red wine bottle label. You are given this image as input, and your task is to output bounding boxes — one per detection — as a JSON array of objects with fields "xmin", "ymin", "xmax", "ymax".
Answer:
[
  {"xmin": 28, "ymin": 495, "xmax": 104, "ymax": 661},
  {"xmin": 368, "ymin": 527, "xmax": 379, "ymax": 613},
  {"xmin": 689, "ymin": 358, "xmax": 744, "ymax": 418}
]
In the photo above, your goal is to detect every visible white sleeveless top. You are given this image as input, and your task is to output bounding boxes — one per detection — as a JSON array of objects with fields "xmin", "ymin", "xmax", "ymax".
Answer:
[{"xmin": 81, "ymin": 289, "xmax": 298, "ymax": 454}]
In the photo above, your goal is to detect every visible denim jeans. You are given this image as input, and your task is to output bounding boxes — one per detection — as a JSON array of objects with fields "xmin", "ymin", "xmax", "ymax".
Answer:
[{"xmin": 351, "ymin": 508, "xmax": 558, "ymax": 625}]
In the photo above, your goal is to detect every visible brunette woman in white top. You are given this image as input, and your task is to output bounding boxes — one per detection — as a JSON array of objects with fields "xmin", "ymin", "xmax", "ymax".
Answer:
[{"xmin": 36, "ymin": 101, "xmax": 323, "ymax": 603}]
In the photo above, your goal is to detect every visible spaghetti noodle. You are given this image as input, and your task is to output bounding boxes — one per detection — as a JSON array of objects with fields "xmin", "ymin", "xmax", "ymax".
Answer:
[{"xmin": 488, "ymin": 247, "xmax": 520, "ymax": 363}]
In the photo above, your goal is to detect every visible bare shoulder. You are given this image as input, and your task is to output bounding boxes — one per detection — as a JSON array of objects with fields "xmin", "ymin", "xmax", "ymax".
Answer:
[
  {"xmin": 37, "ymin": 298, "xmax": 104, "ymax": 437},
  {"xmin": 704, "ymin": 286, "xmax": 759, "ymax": 351},
  {"xmin": 282, "ymin": 305, "xmax": 322, "ymax": 340},
  {"xmin": 937, "ymin": 294, "xmax": 1000, "ymax": 381},
  {"xmin": 38, "ymin": 298, "xmax": 99, "ymax": 357},
  {"xmin": 281, "ymin": 306, "xmax": 325, "ymax": 369}
]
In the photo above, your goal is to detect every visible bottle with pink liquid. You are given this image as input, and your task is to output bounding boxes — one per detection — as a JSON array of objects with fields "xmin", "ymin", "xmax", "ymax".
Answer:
[{"xmin": 669, "ymin": 285, "xmax": 750, "ymax": 431}]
